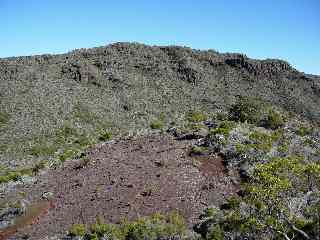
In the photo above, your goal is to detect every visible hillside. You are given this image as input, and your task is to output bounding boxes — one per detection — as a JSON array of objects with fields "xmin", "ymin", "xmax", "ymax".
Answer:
[
  {"xmin": 0, "ymin": 43, "xmax": 319, "ymax": 240},
  {"xmin": 0, "ymin": 42, "xmax": 319, "ymax": 170}
]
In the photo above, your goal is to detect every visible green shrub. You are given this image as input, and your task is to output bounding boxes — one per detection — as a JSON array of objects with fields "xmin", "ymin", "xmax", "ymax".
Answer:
[
  {"xmin": 55, "ymin": 124, "xmax": 79, "ymax": 143},
  {"xmin": 270, "ymin": 128, "xmax": 284, "ymax": 142},
  {"xmin": 190, "ymin": 146, "xmax": 208, "ymax": 155},
  {"xmin": 296, "ymin": 125, "xmax": 312, "ymax": 136},
  {"xmin": 207, "ymin": 224, "xmax": 224, "ymax": 240},
  {"xmin": 210, "ymin": 121, "xmax": 236, "ymax": 138},
  {"xmin": 68, "ymin": 212, "xmax": 187, "ymax": 240},
  {"xmin": 185, "ymin": 122, "xmax": 204, "ymax": 131},
  {"xmin": 90, "ymin": 217, "xmax": 118, "ymax": 238},
  {"xmin": 150, "ymin": 120, "xmax": 164, "ymax": 130},
  {"xmin": 0, "ymin": 144, "xmax": 9, "ymax": 152},
  {"xmin": 29, "ymin": 142, "xmax": 57, "ymax": 157},
  {"xmin": 74, "ymin": 134, "xmax": 95, "ymax": 147},
  {"xmin": 225, "ymin": 196, "xmax": 241, "ymax": 209},
  {"xmin": 202, "ymin": 207, "xmax": 218, "ymax": 218},
  {"xmin": 0, "ymin": 167, "xmax": 34, "ymax": 184},
  {"xmin": 196, "ymin": 156, "xmax": 320, "ymax": 239},
  {"xmin": 123, "ymin": 218, "xmax": 157, "ymax": 240},
  {"xmin": 249, "ymin": 131, "xmax": 274, "ymax": 152},
  {"xmin": 166, "ymin": 211, "xmax": 187, "ymax": 234},
  {"xmin": 235, "ymin": 143, "xmax": 250, "ymax": 155},
  {"xmin": 303, "ymin": 138, "xmax": 314, "ymax": 147},
  {"xmin": 124, "ymin": 212, "xmax": 186, "ymax": 239},
  {"xmin": 32, "ymin": 160, "xmax": 48, "ymax": 174},
  {"xmin": 214, "ymin": 111, "xmax": 229, "ymax": 121},
  {"xmin": 59, "ymin": 148, "xmax": 79, "ymax": 162},
  {"xmin": 0, "ymin": 112, "xmax": 10, "ymax": 126},
  {"xmin": 187, "ymin": 111, "xmax": 207, "ymax": 122},
  {"xmin": 69, "ymin": 224, "xmax": 86, "ymax": 237},
  {"xmin": 98, "ymin": 130, "xmax": 112, "ymax": 141},
  {"xmin": 278, "ymin": 143, "xmax": 289, "ymax": 153},
  {"xmin": 264, "ymin": 109, "xmax": 284, "ymax": 129},
  {"xmin": 0, "ymin": 171, "xmax": 21, "ymax": 184},
  {"xmin": 229, "ymin": 97, "xmax": 264, "ymax": 124}
]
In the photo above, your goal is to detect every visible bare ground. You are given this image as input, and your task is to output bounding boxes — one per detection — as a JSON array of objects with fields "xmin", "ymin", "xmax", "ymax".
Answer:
[{"xmin": 4, "ymin": 135, "xmax": 238, "ymax": 239}]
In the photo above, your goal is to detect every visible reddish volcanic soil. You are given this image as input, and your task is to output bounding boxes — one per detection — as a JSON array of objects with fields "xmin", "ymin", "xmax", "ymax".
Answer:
[{"xmin": 4, "ymin": 135, "xmax": 238, "ymax": 239}]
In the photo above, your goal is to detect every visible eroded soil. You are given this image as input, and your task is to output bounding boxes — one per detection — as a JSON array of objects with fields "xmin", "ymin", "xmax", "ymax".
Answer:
[{"xmin": 4, "ymin": 135, "xmax": 238, "ymax": 239}]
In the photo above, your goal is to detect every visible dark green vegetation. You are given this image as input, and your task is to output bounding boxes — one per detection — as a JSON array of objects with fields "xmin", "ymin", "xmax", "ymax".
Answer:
[{"xmin": 68, "ymin": 212, "xmax": 187, "ymax": 240}]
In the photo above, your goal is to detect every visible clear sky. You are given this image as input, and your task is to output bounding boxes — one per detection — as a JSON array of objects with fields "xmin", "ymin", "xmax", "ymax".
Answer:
[{"xmin": 1, "ymin": 0, "xmax": 319, "ymax": 74}]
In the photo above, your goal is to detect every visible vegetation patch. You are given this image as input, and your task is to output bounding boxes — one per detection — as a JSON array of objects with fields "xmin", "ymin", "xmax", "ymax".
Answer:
[
  {"xmin": 150, "ymin": 119, "xmax": 165, "ymax": 130},
  {"xmin": 28, "ymin": 142, "xmax": 57, "ymax": 157},
  {"xmin": 150, "ymin": 113, "xmax": 166, "ymax": 130},
  {"xmin": 190, "ymin": 146, "xmax": 208, "ymax": 156},
  {"xmin": 228, "ymin": 97, "xmax": 265, "ymax": 125},
  {"xmin": 263, "ymin": 109, "xmax": 285, "ymax": 129},
  {"xmin": 0, "ymin": 168, "xmax": 32, "ymax": 184},
  {"xmin": 69, "ymin": 223, "xmax": 86, "ymax": 237},
  {"xmin": 58, "ymin": 148, "xmax": 80, "ymax": 162},
  {"xmin": 248, "ymin": 130, "xmax": 275, "ymax": 152},
  {"xmin": 0, "ymin": 111, "xmax": 10, "ymax": 126},
  {"xmin": 210, "ymin": 121, "xmax": 236, "ymax": 138},
  {"xmin": 98, "ymin": 130, "xmax": 113, "ymax": 141},
  {"xmin": 68, "ymin": 212, "xmax": 187, "ymax": 240},
  {"xmin": 296, "ymin": 125, "xmax": 313, "ymax": 137},
  {"xmin": 187, "ymin": 111, "xmax": 207, "ymax": 123},
  {"xmin": 0, "ymin": 160, "xmax": 49, "ymax": 184},
  {"xmin": 196, "ymin": 156, "xmax": 320, "ymax": 240}
]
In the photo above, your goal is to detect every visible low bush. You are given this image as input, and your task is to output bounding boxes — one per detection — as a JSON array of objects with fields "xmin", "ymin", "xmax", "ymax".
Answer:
[
  {"xmin": 0, "ymin": 168, "xmax": 33, "ymax": 184},
  {"xmin": 58, "ymin": 148, "xmax": 79, "ymax": 162},
  {"xmin": 150, "ymin": 119, "xmax": 164, "ymax": 130},
  {"xmin": 296, "ymin": 125, "xmax": 313, "ymax": 137},
  {"xmin": 210, "ymin": 121, "xmax": 236, "ymax": 138},
  {"xmin": 187, "ymin": 111, "xmax": 207, "ymax": 123},
  {"xmin": 0, "ymin": 112, "xmax": 10, "ymax": 126},
  {"xmin": 68, "ymin": 212, "xmax": 187, "ymax": 240},
  {"xmin": 264, "ymin": 109, "xmax": 285, "ymax": 129},
  {"xmin": 249, "ymin": 131, "xmax": 275, "ymax": 152},
  {"xmin": 29, "ymin": 142, "xmax": 57, "ymax": 157},
  {"xmin": 69, "ymin": 223, "xmax": 86, "ymax": 237},
  {"xmin": 98, "ymin": 130, "xmax": 112, "ymax": 141},
  {"xmin": 228, "ymin": 97, "xmax": 264, "ymax": 124},
  {"xmin": 190, "ymin": 146, "xmax": 208, "ymax": 155}
]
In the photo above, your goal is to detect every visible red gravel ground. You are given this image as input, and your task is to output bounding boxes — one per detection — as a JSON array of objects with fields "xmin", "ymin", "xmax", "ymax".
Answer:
[{"xmin": 6, "ymin": 135, "xmax": 238, "ymax": 239}]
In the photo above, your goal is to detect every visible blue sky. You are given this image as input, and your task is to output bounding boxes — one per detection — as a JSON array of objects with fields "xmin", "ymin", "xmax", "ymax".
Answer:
[{"xmin": 1, "ymin": 0, "xmax": 319, "ymax": 74}]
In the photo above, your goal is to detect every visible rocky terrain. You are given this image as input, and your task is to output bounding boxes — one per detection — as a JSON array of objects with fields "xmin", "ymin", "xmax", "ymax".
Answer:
[
  {"xmin": 0, "ymin": 43, "xmax": 319, "ymax": 239},
  {"xmin": 0, "ymin": 42, "xmax": 319, "ymax": 170}
]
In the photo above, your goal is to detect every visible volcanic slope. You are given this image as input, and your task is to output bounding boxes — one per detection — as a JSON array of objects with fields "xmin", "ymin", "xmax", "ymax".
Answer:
[{"xmin": 0, "ymin": 42, "xmax": 319, "ymax": 169}]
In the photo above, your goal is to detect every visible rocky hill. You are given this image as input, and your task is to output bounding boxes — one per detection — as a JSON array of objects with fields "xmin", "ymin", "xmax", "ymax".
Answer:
[{"xmin": 0, "ymin": 42, "xmax": 319, "ymax": 169}]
